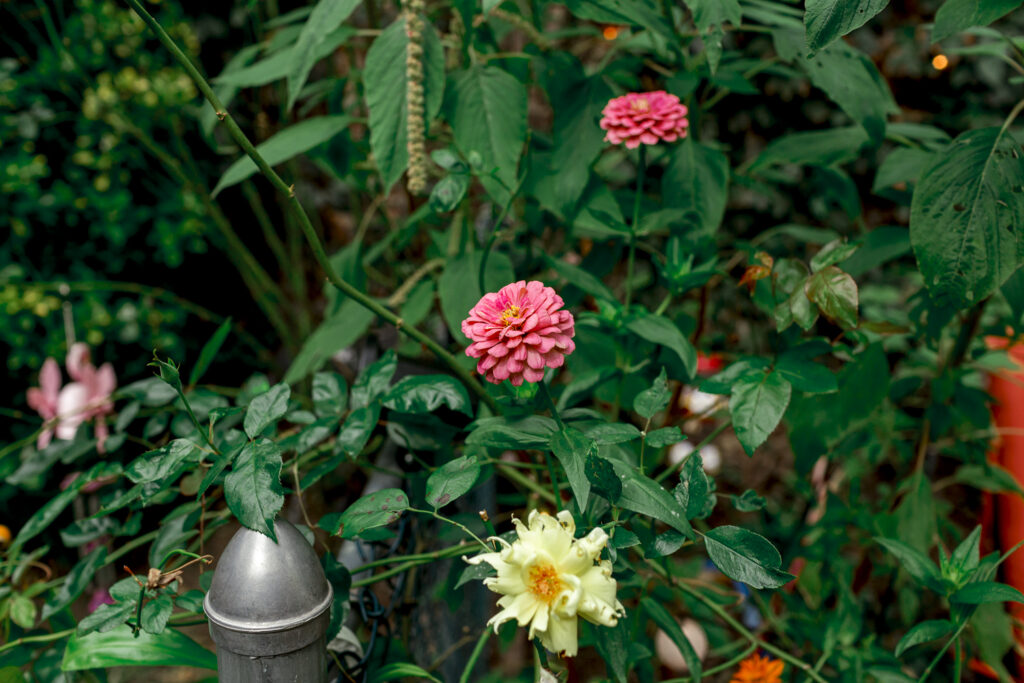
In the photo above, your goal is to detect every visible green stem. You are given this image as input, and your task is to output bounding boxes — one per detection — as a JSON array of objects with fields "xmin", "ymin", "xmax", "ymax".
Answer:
[
  {"xmin": 497, "ymin": 463, "xmax": 558, "ymax": 505},
  {"xmin": 918, "ymin": 620, "xmax": 968, "ymax": 682},
  {"xmin": 625, "ymin": 145, "xmax": 647, "ymax": 310},
  {"xmin": 458, "ymin": 628, "xmax": 492, "ymax": 683},
  {"xmin": 408, "ymin": 508, "xmax": 490, "ymax": 550},
  {"xmin": 121, "ymin": 0, "xmax": 499, "ymax": 415}
]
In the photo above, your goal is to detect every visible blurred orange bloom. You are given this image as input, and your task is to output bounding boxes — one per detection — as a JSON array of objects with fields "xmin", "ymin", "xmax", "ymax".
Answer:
[{"xmin": 730, "ymin": 653, "xmax": 784, "ymax": 683}]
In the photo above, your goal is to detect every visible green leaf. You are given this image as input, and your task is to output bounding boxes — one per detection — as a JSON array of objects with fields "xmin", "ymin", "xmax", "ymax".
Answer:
[
  {"xmin": 749, "ymin": 126, "xmax": 868, "ymax": 172},
  {"xmin": 805, "ymin": 266, "xmax": 859, "ymax": 329},
  {"xmin": 545, "ymin": 254, "xmax": 617, "ymax": 302},
  {"xmin": 910, "ymin": 127, "xmax": 1024, "ymax": 308},
  {"xmin": 704, "ymin": 525, "xmax": 794, "ymax": 589},
  {"xmin": 950, "ymin": 463, "xmax": 1024, "ymax": 496},
  {"xmin": 662, "ymin": 138, "xmax": 730, "ymax": 235},
  {"xmin": 126, "ymin": 440, "xmax": 196, "ymax": 485},
  {"xmin": 76, "ymin": 600, "xmax": 137, "ymax": 636},
  {"xmin": 682, "ymin": 0, "xmax": 741, "ymax": 30},
  {"xmin": 321, "ymin": 553, "xmax": 352, "ymax": 641},
  {"xmin": 674, "ymin": 454, "xmax": 715, "ymax": 520},
  {"xmin": 188, "ymin": 318, "xmax": 232, "ymax": 386},
  {"xmin": 13, "ymin": 462, "xmax": 120, "ymax": 549},
  {"xmin": 645, "ymin": 426, "xmax": 683, "ymax": 449},
  {"xmin": 285, "ymin": 0, "xmax": 360, "ymax": 110},
  {"xmin": 438, "ymin": 250, "xmax": 515, "ymax": 341},
  {"xmin": 351, "ymin": 350, "xmax": 398, "ymax": 409},
  {"xmin": 322, "ymin": 488, "xmax": 409, "ymax": 539},
  {"xmin": 933, "ymin": 0, "xmax": 1023, "ymax": 42},
  {"xmin": 62, "ymin": 624, "xmax": 217, "ymax": 671},
  {"xmin": 872, "ymin": 148, "xmax": 936, "ymax": 195},
  {"xmin": 804, "ymin": 0, "xmax": 889, "ymax": 50},
  {"xmin": 951, "ymin": 581, "xmax": 1024, "ymax": 604},
  {"xmin": 949, "ymin": 525, "xmax": 982, "ymax": 578},
  {"xmin": 775, "ymin": 355, "xmax": 838, "ymax": 394},
  {"xmin": 244, "ymin": 383, "xmax": 291, "ymax": 439},
  {"xmin": 284, "ymin": 299, "xmax": 376, "ymax": 383},
  {"xmin": 875, "ymin": 537, "xmax": 946, "ymax": 592},
  {"xmin": 224, "ymin": 438, "xmax": 285, "ymax": 541},
  {"xmin": 212, "ymin": 27, "xmax": 351, "ymax": 88},
  {"xmin": 626, "ymin": 314, "xmax": 697, "ymax": 378},
  {"xmin": 212, "ymin": 116, "xmax": 351, "ymax": 196},
  {"xmin": 140, "ymin": 593, "xmax": 174, "ymax": 635},
  {"xmin": 610, "ymin": 459, "xmax": 693, "ymax": 537},
  {"xmin": 148, "ymin": 513, "xmax": 198, "ymax": 569},
  {"xmin": 811, "ymin": 239, "xmax": 859, "ymax": 272},
  {"xmin": 895, "ymin": 619, "xmax": 955, "ymax": 657},
  {"xmin": 41, "ymin": 546, "xmax": 107, "ymax": 621},
  {"xmin": 734, "ymin": 489, "xmax": 766, "ymax": 512},
  {"xmin": 426, "ymin": 455, "xmax": 482, "ymax": 509},
  {"xmin": 429, "ymin": 172, "xmax": 469, "ymax": 212},
  {"xmin": 586, "ymin": 423, "xmax": 643, "ymax": 445},
  {"xmin": 382, "ymin": 375, "xmax": 472, "ymax": 416},
  {"xmin": 373, "ymin": 663, "xmax": 443, "ymax": 683},
  {"xmin": 550, "ymin": 427, "xmax": 595, "ymax": 510},
  {"xmin": 337, "ymin": 403, "xmax": 381, "ymax": 458},
  {"xmin": 10, "ymin": 594, "xmax": 36, "ymax": 629},
  {"xmin": 313, "ymin": 372, "xmax": 348, "ymax": 417},
  {"xmin": 700, "ymin": 358, "xmax": 771, "ymax": 395},
  {"xmin": 730, "ymin": 371, "xmax": 792, "ymax": 455},
  {"xmin": 445, "ymin": 65, "xmax": 527, "ymax": 202},
  {"xmin": 634, "ymin": 367, "xmax": 671, "ymax": 419},
  {"xmin": 585, "ymin": 454, "xmax": 622, "ymax": 503},
  {"xmin": 365, "ymin": 18, "xmax": 445, "ymax": 192},
  {"xmin": 641, "ymin": 597, "xmax": 702, "ymax": 681}
]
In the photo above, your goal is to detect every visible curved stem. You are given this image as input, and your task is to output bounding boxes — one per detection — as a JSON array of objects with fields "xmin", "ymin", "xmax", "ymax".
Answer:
[
  {"xmin": 121, "ymin": 0, "xmax": 499, "ymax": 414},
  {"xmin": 408, "ymin": 507, "xmax": 490, "ymax": 550}
]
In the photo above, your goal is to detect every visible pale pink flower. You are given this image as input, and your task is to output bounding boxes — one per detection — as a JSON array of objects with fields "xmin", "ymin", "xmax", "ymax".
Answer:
[
  {"xmin": 87, "ymin": 588, "xmax": 115, "ymax": 613},
  {"xmin": 599, "ymin": 91, "xmax": 689, "ymax": 149},
  {"xmin": 56, "ymin": 343, "xmax": 117, "ymax": 452},
  {"xmin": 462, "ymin": 281, "xmax": 575, "ymax": 387},
  {"xmin": 26, "ymin": 358, "xmax": 61, "ymax": 449}
]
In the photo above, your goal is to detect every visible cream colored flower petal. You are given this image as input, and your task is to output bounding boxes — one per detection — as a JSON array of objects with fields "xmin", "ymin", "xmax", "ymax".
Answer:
[
  {"xmin": 538, "ymin": 612, "xmax": 579, "ymax": 657},
  {"xmin": 578, "ymin": 561, "xmax": 618, "ymax": 607},
  {"xmin": 552, "ymin": 574, "xmax": 583, "ymax": 618},
  {"xmin": 488, "ymin": 591, "xmax": 540, "ymax": 632},
  {"xmin": 484, "ymin": 567, "xmax": 527, "ymax": 596},
  {"xmin": 528, "ymin": 603, "xmax": 550, "ymax": 639}
]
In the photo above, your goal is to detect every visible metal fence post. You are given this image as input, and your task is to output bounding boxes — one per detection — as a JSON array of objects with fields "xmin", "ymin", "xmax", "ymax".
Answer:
[{"xmin": 204, "ymin": 519, "xmax": 333, "ymax": 682}]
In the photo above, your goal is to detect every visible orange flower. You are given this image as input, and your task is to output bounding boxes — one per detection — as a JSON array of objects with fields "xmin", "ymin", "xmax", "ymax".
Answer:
[{"xmin": 730, "ymin": 653, "xmax": 784, "ymax": 683}]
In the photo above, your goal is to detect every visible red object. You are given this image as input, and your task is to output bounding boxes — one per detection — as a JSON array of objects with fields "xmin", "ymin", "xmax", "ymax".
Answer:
[
  {"xmin": 696, "ymin": 352, "xmax": 724, "ymax": 376},
  {"xmin": 985, "ymin": 339, "xmax": 1024, "ymax": 676}
]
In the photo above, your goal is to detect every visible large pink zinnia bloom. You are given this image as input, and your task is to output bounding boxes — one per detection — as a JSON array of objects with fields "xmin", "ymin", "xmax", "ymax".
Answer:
[
  {"xmin": 26, "ymin": 357, "xmax": 61, "ymax": 449},
  {"xmin": 462, "ymin": 281, "xmax": 575, "ymax": 386},
  {"xmin": 599, "ymin": 91, "xmax": 689, "ymax": 149}
]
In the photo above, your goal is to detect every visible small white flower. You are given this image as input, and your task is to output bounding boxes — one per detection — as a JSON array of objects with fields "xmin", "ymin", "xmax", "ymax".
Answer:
[{"xmin": 466, "ymin": 509, "xmax": 625, "ymax": 657}]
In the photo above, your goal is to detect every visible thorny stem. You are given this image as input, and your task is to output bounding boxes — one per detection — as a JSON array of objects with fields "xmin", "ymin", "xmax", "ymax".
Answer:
[
  {"xmin": 625, "ymin": 145, "xmax": 647, "ymax": 310},
  {"xmin": 122, "ymin": 0, "xmax": 500, "ymax": 415}
]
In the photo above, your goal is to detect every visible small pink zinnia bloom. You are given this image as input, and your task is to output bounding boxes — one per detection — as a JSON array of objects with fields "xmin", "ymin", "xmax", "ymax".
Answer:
[
  {"xmin": 27, "ymin": 358, "xmax": 62, "ymax": 449},
  {"xmin": 599, "ymin": 90, "xmax": 689, "ymax": 149},
  {"xmin": 56, "ymin": 343, "xmax": 117, "ymax": 452},
  {"xmin": 462, "ymin": 281, "xmax": 575, "ymax": 387}
]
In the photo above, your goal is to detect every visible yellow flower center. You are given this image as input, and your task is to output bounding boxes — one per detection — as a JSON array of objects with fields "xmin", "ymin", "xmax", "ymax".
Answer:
[
  {"xmin": 631, "ymin": 97, "xmax": 649, "ymax": 112},
  {"xmin": 527, "ymin": 563, "xmax": 564, "ymax": 604},
  {"xmin": 500, "ymin": 305, "xmax": 521, "ymax": 326}
]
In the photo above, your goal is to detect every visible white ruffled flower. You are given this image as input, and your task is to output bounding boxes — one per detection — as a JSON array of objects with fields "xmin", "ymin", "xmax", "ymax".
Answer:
[{"xmin": 466, "ymin": 509, "xmax": 625, "ymax": 657}]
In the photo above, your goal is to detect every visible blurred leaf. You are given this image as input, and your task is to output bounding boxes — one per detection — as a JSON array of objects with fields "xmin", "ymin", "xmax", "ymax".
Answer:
[
  {"xmin": 626, "ymin": 314, "xmax": 697, "ymax": 378},
  {"xmin": 429, "ymin": 173, "xmax": 469, "ymax": 212},
  {"xmin": 244, "ymin": 383, "xmax": 290, "ymax": 439},
  {"xmin": 321, "ymin": 488, "xmax": 409, "ymax": 539},
  {"xmin": 950, "ymin": 463, "xmax": 1024, "ymax": 497},
  {"xmin": 875, "ymin": 537, "xmax": 946, "ymax": 592},
  {"xmin": 641, "ymin": 597, "xmax": 702, "ymax": 681},
  {"xmin": 646, "ymin": 426, "xmax": 683, "ymax": 448},
  {"xmin": 775, "ymin": 354, "xmax": 837, "ymax": 394},
  {"xmin": 704, "ymin": 525, "xmax": 794, "ymax": 589},
  {"xmin": 321, "ymin": 553, "xmax": 352, "ymax": 641},
  {"xmin": 894, "ymin": 619, "xmax": 954, "ymax": 657},
  {"xmin": 365, "ymin": 18, "xmax": 445, "ymax": 192},
  {"xmin": 374, "ymin": 663, "xmax": 443, "ymax": 683},
  {"xmin": 285, "ymin": 0, "xmax": 360, "ymax": 109},
  {"xmin": 804, "ymin": 0, "xmax": 889, "ymax": 50},
  {"xmin": 951, "ymin": 581, "xmax": 1024, "ymax": 604},
  {"xmin": 663, "ymin": 138, "xmax": 730, "ymax": 235},
  {"xmin": 426, "ymin": 455, "xmax": 482, "ymax": 509},
  {"xmin": 550, "ymin": 427, "xmax": 595, "ymax": 509},
  {"xmin": 445, "ymin": 65, "xmax": 527, "ymax": 202},
  {"xmin": 933, "ymin": 0, "xmax": 1023, "ymax": 42},
  {"xmin": 41, "ymin": 546, "xmax": 107, "ymax": 621},
  {"xmin": 682, "ymin": 0, "xmax": 741, "ymax": 30},
  {"xmin": 10, "ymin": 594, "xmax": 36, "ymax": 629},
  {"xmin": 730, "ymin": 370, "xmax": 792, "ymax": 455},
  {"xmin": 634, "ymin": 367, "xmax": 671, "ymax": 419},
  {"xmin": 382, "ymin": 375, "xmax": 472, "ymax": 416},
  {"xmin": 13, "ymin": 462, "xmax": 120, "ymax": 549},
  {"xmin": 284, "ymin": 300, "xmax": 376, "ymax": 383},
  {"xmin": 188, "ymin": 318, "xmax": 232, "ymax": 387},
  {"xmin": 586, "ymin": 423, "xmax": 643, "ymax": 444},
  {"xmin": 749, "ymin": 126, "xmax": 868, "ymax": 171},
  {"xmin": 841, "ymin": 226, "xmax": 911, "ymax": 278},
  {"xmin": 734, "ymin": 489, "xmax": 766, "ymax": 511},
  {"xmin": 224, "ymin": 438, "xmax": 285, "ymax": 541},
  {"xmin": 313, "ymin": 372, "xmax": 348, "ymax": 417},
  {"xmin": 872, "ymin": 148, "xmax": 936, "ymax": 194},
  {"xmin": 62, "ymin": 625, "xmax": 216, "ymax": 671},
  {"xmin": 213, "ymin": 116, "xmax": 351, "ymax": 196},
  {"xmin": 910, "ymin": 127, "xmax": 1024, "ymax": 308},
  {"xmin": 213, "ymin": 27, "xmax": 352, "ymax": 88},
  {"xmin": 438, "ymin": 251, "xmax": 515, "ymax": 341},
  {"xmin": 545, "ymin": 254, "xmax": 617, "ymax": 302},
  {"xmin": 811, "ymin": 239, "xmax": 859, "ymax": 272}
]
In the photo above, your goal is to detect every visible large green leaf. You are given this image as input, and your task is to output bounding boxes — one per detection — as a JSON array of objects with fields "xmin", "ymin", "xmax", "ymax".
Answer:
[
  {"xmin": 284, "ymin": 299, "xmax": 376, "ymax": 383},
  {"xmin": 426, "ymin": 455, "xmax": 482, "ymax": 509},
  {"xmin": 212, "ymin": 116, "xmax": 352, "ymax": 195},
  {"xmin": 933, "ymin": 0, "xmax": 1023, "ymax": 42},
  {"xmin": 910, "ymin": 127, "xmax": 1024, "ymax": 308},
  {"xmin": 285, "ymin": 0, "xmax": 361, "ymax": 110},
  {"xmin": 244, "ymin": 383, "xmax": 291, "ymax": 439},
  {"xmin": 609, "ymin": 459, "xmax": 693, "ymax": 537},
  {"xmin": 337, "ymin": 403, "xmax": 381, "ymax": 458},
  {"xmin": 351, "ymin": 350, "xmax": 398, "ymax": 409},
  {"xmin": 224, "ymin": 438, "xmax": 285, "ymax": 541},
  {"xmin": 561, "ymin": 0, "xmax": 676, "ymax": 41},
  {"xmin": 634, "ymin": 367, "xmax": 671, "ymax": 419},
  {"xmin": 41, "ymin": 546, "xmax": 107, "ymax": 621},
  {"xmin": 805, "ymin": 266, "xmax": 859, "ymax": 329},
  {"xmin": 364, "ymin": 18, "xmax": 445, "ymax": 192},
  {"xmin": 704, "ymin": 525, "xmax": 794, "ymax": 589},
  {"xmin": 382, "ymin": 375, "xmax": 472, "ymax": 416},
  {"xmin": 951, "ymin": 581, "xmax": 1024, "ymax": 605},
  {"xmin": 729, "ymin": 371, "xmax": 792, "ymax": 455},
  {"xmin": 895, "ymin": 619, "xmax": 955, "ymax": 657},
  {"xmin": 313, "ymin": 372, "xmax": 348, "ymax": 417},
  {"xmin": 13, "ymin": 462, "xmax": 120, "ymax": 549},
  {"xmin": 321, "ymin": 488, "xmax": 409, "ymax": 539},
  {"xmin": 62, "ymin": 625, "xmax": 217, "ymax": 671},
  {"xmin": 749, "ymin": 126, "xmax": 868, "ymax": 171},
  {"xmin": 875, "ymin": 537, "xmax": 946, "ymax": 592},
  {"xmin": 445, "ymin": 65, "xmax": 527, "ymax": 202},
  {"xmin": 550, "ymin": 427, "xmax": 595, "ymax": 510},
  {"xmin": 662, "ymin": 138, "xmax": 730, "ymax": 235},
  {"xmin": 626, "ymin": 313, "xmax": 697, "ymax": 378},
  {"xmin": 212, "ymin": 27, "xmax": 352, "ymax": 88},
  {"xmin": 438, "ymin": 250, "xmax": 515, "ymax": 341},
  {"xmin": 641, "ymin": 598, "xmax": 702, "ymax": 681},
  {"xmin": 804, "ymin": 0, "xmax": 889, "ymax": 50}
]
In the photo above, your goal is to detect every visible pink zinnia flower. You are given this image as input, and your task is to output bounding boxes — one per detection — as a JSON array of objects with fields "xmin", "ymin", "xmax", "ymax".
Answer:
[
  {"xmin": 599, "ymin": 91, "xmax": 689, "ymax": 149},
  {"xmin": 56, "ymin": 343, "xmax": 117, "ymax": 452},
  {"xmin": 462, "ymin": 281, "xmax": 575, "ymax": 387},
  {"xmin": 27, "ymin": 358, "xmax": 62, "ymax": 449}
]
